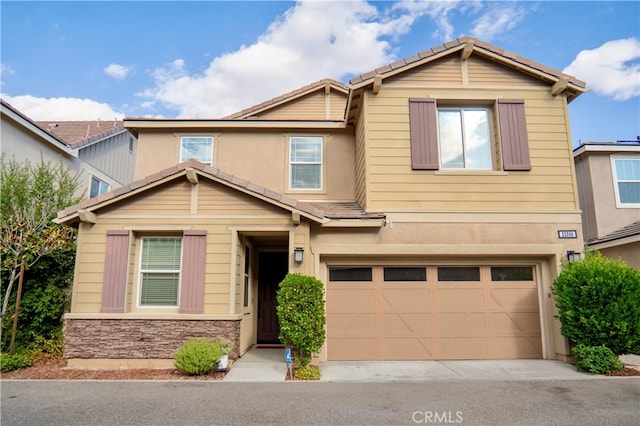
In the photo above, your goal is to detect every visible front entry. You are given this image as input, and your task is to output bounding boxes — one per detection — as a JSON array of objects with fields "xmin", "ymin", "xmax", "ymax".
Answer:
[{"xmin": 257, "ymin": 252, "xmax": 288, "ymax": 343}]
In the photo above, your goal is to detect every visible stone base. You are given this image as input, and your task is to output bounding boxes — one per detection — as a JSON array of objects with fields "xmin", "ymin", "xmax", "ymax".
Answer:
[{"xmin": 64, "ymin": 318, "xmax": 241, "ymax": 361}]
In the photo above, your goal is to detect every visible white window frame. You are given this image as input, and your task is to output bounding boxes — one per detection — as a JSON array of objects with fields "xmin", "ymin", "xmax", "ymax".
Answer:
[
  {"xmin": 89, "ymin": 175, "xmax": 110, "ymax": 198},
  {"xmin": 179, "ymin": 136, "xmax": 214, "ymax": 164},
  {"xmin": 611, "ymin": 156, "xmax": 640, "ymax": 208},
  {"xmin": 137, "ymin": 236, "xmax": 182, "ymax": 309},
  {"xmin": 289, "ymin": 136, "xmax": 323, "ymax": 190},
  {"xmin": 437, "ymin": 106, "xmax": 493, "ymax": 170}
]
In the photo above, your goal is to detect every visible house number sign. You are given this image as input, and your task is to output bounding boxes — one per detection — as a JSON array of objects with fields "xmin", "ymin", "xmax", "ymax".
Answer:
[{"xmin": 557, "ymin": 230, "xmax": 577, "ymax": 239}]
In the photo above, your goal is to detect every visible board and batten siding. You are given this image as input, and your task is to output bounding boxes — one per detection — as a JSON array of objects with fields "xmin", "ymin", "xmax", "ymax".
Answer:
[
  {"xmin": 254, "ymin": 90, "xmax": 347, "ymax": 120},
  {"xmin": 70, "ymin": 178, "xmax": 292, "ymax": 314},
  {"xmin": 79, "ymin": 131, "xmax": 136, "ymax": 185},
  {"xmin": 359, "ymin": 55, "xmax": 578, "ymax": 212}
]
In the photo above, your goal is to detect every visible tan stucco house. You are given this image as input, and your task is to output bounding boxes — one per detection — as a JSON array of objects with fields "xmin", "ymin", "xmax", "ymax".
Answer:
[
  {"xmin": 573, "ymin": 140, "xmax": 640, "ymax": 269},
  {"xmin": 56, "ymin": 37, "xmax": 589, "ymax": 369}
]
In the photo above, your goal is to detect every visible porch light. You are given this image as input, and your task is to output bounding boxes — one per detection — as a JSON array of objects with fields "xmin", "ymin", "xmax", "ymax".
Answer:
[
  {"xmin": 566, "ymin": 250, "xmax": 581, "ymax": 264},
  {"xmin": 294, "ymin": 247, "xmax": 304, "ymax": 263}
]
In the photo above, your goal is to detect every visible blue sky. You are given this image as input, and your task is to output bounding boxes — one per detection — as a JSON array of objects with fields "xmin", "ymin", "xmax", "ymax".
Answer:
[{"xmin": 1, "ymin": 1, "xmax": 639, "ymax": 147}]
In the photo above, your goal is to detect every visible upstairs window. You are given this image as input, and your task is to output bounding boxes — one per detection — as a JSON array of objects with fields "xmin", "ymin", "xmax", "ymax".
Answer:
[
  {"xmin": 409, "ymin": 98, "xmax": 530, "ymax": 171},
  {"xmin": 438, "ymin": 107, "xmax": 492, "ymax": 169},
  {"xmin": 180, "ymin": 136, "xmax": 213, "ymax": 164},
  {"xmin": 139, "ymin": 237, "xmax": 182, "ymax": 307},
  {"xmin": 289, "ymin": 136, "xmax": 322, "ymax": 190},
  {"xmin": 612, "ymin": 157, "xmax": 640, "ymax": 206},
  {"xmin": 90, "ymin": 176, "xmax": 110, "ymax": 198}
]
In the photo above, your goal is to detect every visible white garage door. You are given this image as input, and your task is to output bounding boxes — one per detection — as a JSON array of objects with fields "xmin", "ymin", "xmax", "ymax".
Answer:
[{"xmin": 326, "ymin": 265, "xmax": 542, "ymax": 360}]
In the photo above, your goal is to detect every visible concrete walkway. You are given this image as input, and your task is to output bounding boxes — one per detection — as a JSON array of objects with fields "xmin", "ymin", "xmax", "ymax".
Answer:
[{"xmin": 223, "ymin": 347, "xmax": 640, "ymax": 382}]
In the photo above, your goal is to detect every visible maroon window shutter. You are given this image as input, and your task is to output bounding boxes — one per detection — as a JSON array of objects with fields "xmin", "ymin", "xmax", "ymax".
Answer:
[
  {"xmin": 498, "ymin": 99, "xmax": 531, "ymax": 171},
  {"xmin": 180, "ymin": 230, "xmax": 207, "ymax": 314},
  {"xmin": 409, "ymin": 98, "xmax": 439, "ymax": 170},
  {"xmin": 101, "ymin": 230, "xmax": 130, "ymax": 313}
]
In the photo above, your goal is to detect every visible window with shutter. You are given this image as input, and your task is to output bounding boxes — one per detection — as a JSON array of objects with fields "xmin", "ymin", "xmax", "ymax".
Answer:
[
  {"xmin": 139, "ymin": 237, "xmax": 182, "ymax": 307},
  {"xmin": 498, "ymin": 99, "xmax": 531, "ymax": 171},
  {"xmin": 409, "ymin": 98, "xmax": 438, "ymax": 170}
]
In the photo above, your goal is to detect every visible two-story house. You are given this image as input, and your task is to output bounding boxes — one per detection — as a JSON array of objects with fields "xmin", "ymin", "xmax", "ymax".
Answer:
[
  {"xmin": 56, "ymin": 37, "xmax": 587, "ymax": 369},
  {"xmin": 1, "ymin": 99, "xmax": 137, "ymax": 199},
  {"xmin": 573, "ymin": 140, "xmax": 640, "ymax": 269}
]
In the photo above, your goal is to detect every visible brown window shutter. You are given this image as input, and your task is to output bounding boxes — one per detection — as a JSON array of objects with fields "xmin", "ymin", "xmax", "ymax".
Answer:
[
  {"xmin": 101, "ymin": 230, "xmax": 130, "ymax": 313},
  {"xmin": 179, "ymin": 230, "xmax": 207, "ymax": 314},
  {"xmin": 409, "ymin": 98, "xmax": 439, "ymax": 170},
  {"xmin": 498, "ymin": 99, "xmax": 531, "ymax": 171}
]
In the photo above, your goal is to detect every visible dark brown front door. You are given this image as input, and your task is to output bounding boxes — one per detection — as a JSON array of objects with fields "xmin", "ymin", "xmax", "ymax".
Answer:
[{"xmin": 257, "ymin": 252, "xmax": 288, "ymax": 343}]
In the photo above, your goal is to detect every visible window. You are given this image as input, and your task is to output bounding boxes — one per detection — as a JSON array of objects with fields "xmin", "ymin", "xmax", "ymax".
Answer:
[
  {"xmin": 128, "ymin": 136, "xmax": 135, "ymax": 154},
  {"xmin": 329, "ymin": 267, "xmax": 372, "ymax": 282},
  {"xmin": 243, "ymin": 246, "xmax": 250, "ymax": 308},
  {"xmin": 383, "ymin": 267, "xmax": 426, "ymax": 281},
  {"xmin": 438, "ymin": 108, "xmax": 492, "ymax": 169},
  {"xmin": 290, "ymin": 136, "xmax": 322, "ymax": 189},
  {"xmin": 612, "ymin": 157, "xmax": 640, "ymax": 206},
  {"xmin": 437, "ymin": 267, "xmax": 480, "ymax": 281},
  {"xmin": 180, "ymin": 136, "xmax": 213, "ymax": 164},
  {"xmin": 491, "ymin": 267, "xmax": 533, "ymax": 281},
  {"xmin": 409, "ymin": 98, "xmax": 530, "ymax": 171},
  {"xmin": 90, "ymin": 176, "xmax": 110, "ymax": 198},
  {"xmin": 139, "ymin": 237, "xmax": 182, "ymax": 307}
]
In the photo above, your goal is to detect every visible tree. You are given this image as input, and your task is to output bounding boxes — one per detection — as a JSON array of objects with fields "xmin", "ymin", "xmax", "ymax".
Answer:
[
  {"xmin": 0, "ymin": 157, "xmax": 81, "ymax": 345},
  {"xmin": 276, "ymin": 273, "xmax": 326, "ymax": 367},
  {"xmin": 552, "ymin": 250, "xmax": 640, "ymax": 355}
]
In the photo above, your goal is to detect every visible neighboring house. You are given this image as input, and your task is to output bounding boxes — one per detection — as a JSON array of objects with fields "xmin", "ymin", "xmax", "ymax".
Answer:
[
  {"xmin": 1, "ymin": 99, "xmax": 137, "ymax": 199},
  {"xmin": 56, "ymin": 37, "xmax": 588, "ymax": 369},
  {"xmin": 573, "ymin": 140, "xmax": 640, "ymax": 269}
]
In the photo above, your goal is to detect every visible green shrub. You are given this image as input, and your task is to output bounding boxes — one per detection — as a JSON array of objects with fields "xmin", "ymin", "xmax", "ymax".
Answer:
[
  {"xmin": 573, "ymin": 344, "xmax": 624, "ymax": 374},
  {"xmin": 1, "ymin": 352, "xmax": 32, "ymax": 372},
  {"xmin": 294, "ymin": 365, "xmax": 321, "ymax": 380},
  {"xmin": 173, "ymin": 338, "xmax": 234, "ymax": 375},
  {"xmin": 276, "ymin": 273, "xmax": 326, "ymax": 367},
  {"xmin": 552, "ymin": 251, "xmax": 640, "ymax": 355}
]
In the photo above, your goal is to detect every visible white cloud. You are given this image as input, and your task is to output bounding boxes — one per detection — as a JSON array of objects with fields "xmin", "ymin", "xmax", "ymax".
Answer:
[
  {"xmin": 2, "ymin": 94, "xmax": 124, "ymax": 120},
  {"xmin": 141, "ymin": 0, "xmax": 433, "ymax": 118},
  {"xmin": 564, "ymin": 38, "xmax": 640, "ymax": 101},
  {"xmin": 470, "ymin": 4, "xmax": 526, "ymax": 40},
  {"xmin": 104, "ymin": 63, "xmax": 132, "ymax": 80}
]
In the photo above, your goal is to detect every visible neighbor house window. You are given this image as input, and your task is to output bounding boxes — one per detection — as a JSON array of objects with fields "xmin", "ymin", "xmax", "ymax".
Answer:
[
  {"xmin": 90, "ymin": 176, "xmax": 110, "ymax": 198},
  {"xmin": 409, "ymin": 98, "xmax": 530, "ymax": 171},
  {"xmin": 612, "ymin": 157, "xmax": 640, "ymax": 206},
  {"xmin": 289, "ymin": 136, "xmax": 322, "ymax": 189},
  {"xmin": 139, "ymin": 237, "xmax": 182, "ymax": 307},
  {"xmin": 180, "ymin": 136, "xmax": 213, "ymax": 164},
  {"xmin": 438, "ymin": 107, "xmax": 492, "ymax": 169}
]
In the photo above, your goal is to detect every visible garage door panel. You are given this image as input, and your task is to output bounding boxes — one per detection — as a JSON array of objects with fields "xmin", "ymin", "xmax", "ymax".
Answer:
[
  {"xmin": 379, "ymin": 338, "xmax": 435, "ymax": 360},
  {"xmin": 328, "ymin": 338, "xmax": 377, "ymax": 360},
  {"xmin": 488, "ymin": 288, "xmax": 538, "ymax": 310},
  {"xmin": 438, "ymin": 338, "xmax": 488, "ymax": 359},
  {"xmin": 379, "ymin": 288, "xmax": 430, "ymax": 312},
  {"xmin": 326, "ymin": 288, "xmax": 375, "ymax": 313},
  {"xmin": 328, "ymin": 313, "xmax": 376, "ymax": 336},
  {"xmin": 490, "ymin": 312, "xmax": 541, "ymax": 334},
  {"xmin": 379, "ymin": 313, "xmax": 432, "ymax": 336},
  {"xmin": 438, "ymin": 313, "xmax": 487, "ymax": 335},
  {"xmin": 436, "ymin": 288, "xmax": 483, "ymax": 311},
  {"xmin": 489, "ymin": 337, "xmax": 542, "ymax": 358}
]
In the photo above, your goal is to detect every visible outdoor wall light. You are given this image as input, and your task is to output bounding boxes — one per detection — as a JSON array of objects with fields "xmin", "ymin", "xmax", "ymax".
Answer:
[
  {"xmin": 294, "ymin": 247, "xmax": 304, "ymax": 263},
  {"xmin": 566, "ymin": 250, "xmax": 581, "ymax": 264}
]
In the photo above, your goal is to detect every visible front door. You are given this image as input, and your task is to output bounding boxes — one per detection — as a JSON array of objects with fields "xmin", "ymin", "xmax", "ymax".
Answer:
[{"xmin": 257, "ymin": 252, "xmax": 288, "ymax": 343}]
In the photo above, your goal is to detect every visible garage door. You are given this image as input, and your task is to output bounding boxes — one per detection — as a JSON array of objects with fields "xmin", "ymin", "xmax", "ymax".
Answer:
[{"xmin": 326, "ymin": 265, "xmax": 542, "ymax": 360}]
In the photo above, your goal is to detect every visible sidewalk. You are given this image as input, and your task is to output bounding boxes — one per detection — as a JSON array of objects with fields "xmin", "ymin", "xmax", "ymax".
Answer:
[{"xmin": 222, "ymin": 348, "xmax": 638, "ymax": 382}]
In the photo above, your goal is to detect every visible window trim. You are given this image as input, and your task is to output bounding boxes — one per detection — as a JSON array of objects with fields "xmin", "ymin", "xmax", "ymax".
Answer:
[
  {"xmin": 136, "ymin": 236, "xmax": 183, "ymax": 310},
  {"xmin": 179, "ymin": 136, "xmax": 214, "ymax": 165},
  {"xmin": 288, "ymin": 136, "xmax": 324, "ymax": 191},
  {"xmin": 611, "ymin": 155, "xmax": 640, "ymax": 208}
]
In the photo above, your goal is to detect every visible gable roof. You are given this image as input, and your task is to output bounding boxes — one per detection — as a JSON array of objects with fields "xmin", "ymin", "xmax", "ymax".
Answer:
[
  {"xmin": 1, "ymin": 99, "xmax": 78, "ymax": 158},
  {"xmin": 222, "ymin": 78, "xmax": 349, "ymax": 120},
  {"xmin": 56, "ymin": 159, "xmax": 384, "ymax": 226},
  {"xmin": 34, "ymin": 120, "xmax": 128, "ymax": 149},
  {"xmin": 347, "ymin": 37, "xmax": 588, "ymax": 124}
]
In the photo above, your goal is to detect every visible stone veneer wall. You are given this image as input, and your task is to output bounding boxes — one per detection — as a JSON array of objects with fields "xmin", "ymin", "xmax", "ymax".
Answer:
[{"xmin": 64, "ymin": 319, "xmax": 241, "ymax": 359}]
